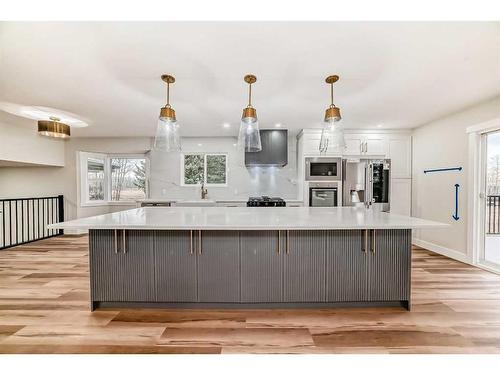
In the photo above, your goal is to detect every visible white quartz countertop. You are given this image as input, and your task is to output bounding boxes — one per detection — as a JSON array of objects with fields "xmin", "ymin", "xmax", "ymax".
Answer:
[{"xmin": 48, "ymin": 207, "xmax": 447, "ymax": 231}]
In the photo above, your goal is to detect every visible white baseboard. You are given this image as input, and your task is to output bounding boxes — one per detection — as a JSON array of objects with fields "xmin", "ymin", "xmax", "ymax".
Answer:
[{"xmin": 412, "ymin": 238, "xmax": 471, "ymax": 264}]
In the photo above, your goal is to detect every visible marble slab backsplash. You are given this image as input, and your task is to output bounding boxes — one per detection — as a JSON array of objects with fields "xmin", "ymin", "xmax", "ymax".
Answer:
[{"xmin": 149, "ymin": 136, "xmax": 298, "ymax": 201}]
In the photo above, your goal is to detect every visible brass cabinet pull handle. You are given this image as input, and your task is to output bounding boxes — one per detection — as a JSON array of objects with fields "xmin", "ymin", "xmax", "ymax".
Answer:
[
  {"xmin": 277, "ymin": 230, "xmax": 281, "ymax": 254},
  {"xmin": 190, "ymin": 230, "xmax": 193, "ymax": 254},
  {"xmin": 363, "ymin": 229, "xmax": 368, "ymax": 253},
  {"xmin": 286, "ymin": 230, "xmax": 290, "ymax": 254},
  {"xmin": 122, "ymin": 230, "xmax": 127, "ymax": 253},
  {"xmin": 371, "ymin": 230, "xmax": 376, "ymax": 253},
  {"xmin": 198, "ymin": 230, "xmax": 202, "ymax": 255},
  {"xmin": 114, "ymin": 230, "xmax": 118, "ymax": 254}
]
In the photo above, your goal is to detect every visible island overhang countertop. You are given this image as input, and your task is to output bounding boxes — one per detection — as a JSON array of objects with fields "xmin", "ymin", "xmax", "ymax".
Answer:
[{"xmin": 48, "ymin": 206, "xmax": 447, "ymax": 231}]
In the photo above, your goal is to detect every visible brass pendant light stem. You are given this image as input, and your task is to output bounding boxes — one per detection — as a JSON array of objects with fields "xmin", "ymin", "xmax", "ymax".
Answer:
[
  {"xmin": 166, "ymin": 82, "xmax": 170, "ymax": 107},
  {"xmin": 244, "ymin": 74, "xmax": 257, "ymax": 108},
  {"xmin": 330, "ymin": 82, "xmax": 334, "ymax": 107},
  {"xmin": 248, "ymin": 83, "xmax": 252, "ymax": 107}
]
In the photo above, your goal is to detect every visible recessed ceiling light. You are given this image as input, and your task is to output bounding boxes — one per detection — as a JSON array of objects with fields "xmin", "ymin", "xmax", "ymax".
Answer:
[
  {"xmin": 377, "ymin": 124, "xmax": 383, "ymax": 128},
  {"xmin": 232, "ymin": 143, "xmax": 237, "ymax": 147},
  {"xmin": 223, "ymin": 123, "xmax": 230, "ymax": 128},
  {"xmin": 197, "ymin": 143, "xmax": 202, "ymax": 147},
  {"xmin": 275, "ymin": 123, "xmax": 282, "ymax": 128}
]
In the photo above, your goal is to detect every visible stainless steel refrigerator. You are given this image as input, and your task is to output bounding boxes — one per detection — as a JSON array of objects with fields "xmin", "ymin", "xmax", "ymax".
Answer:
[{"xmin": 342, "ymin": 158, "xmax": 391, "ymax": 211}]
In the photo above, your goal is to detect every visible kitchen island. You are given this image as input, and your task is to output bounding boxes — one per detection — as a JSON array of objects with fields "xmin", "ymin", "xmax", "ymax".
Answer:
[{"xmin": 49, "ymin": 207, "xmax": 446, "ymax": 311}]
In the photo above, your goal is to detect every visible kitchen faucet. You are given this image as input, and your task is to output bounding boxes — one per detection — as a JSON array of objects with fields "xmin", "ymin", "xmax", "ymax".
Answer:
[{"xmin": 200, "ymin": 182, "xmax": 208, "ymax": 200}]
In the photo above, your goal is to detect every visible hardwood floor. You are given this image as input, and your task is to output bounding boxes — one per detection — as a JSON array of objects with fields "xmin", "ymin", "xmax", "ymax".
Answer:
[{"xmin": 1, "ymin": 234, "xmax": 500, "ymax": 354}]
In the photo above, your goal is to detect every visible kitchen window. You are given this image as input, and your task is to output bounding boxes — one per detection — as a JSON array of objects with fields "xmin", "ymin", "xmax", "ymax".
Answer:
[
  {"xmin": 181, "ymin": 153, "xmax": 227, "ymax": 186},
  {"xmin": 79, "ymin": 152, "xmax": 149, "ymax": 206}
]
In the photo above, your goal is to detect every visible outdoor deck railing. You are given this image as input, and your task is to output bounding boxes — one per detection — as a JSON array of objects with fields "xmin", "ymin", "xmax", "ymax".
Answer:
[{"xmin": 487, "ymin": 195, "xmax": 500, "ymax": 235}]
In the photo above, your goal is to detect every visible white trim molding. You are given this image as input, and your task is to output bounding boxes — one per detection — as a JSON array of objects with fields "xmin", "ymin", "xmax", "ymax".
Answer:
[
  {"xmin": 467, "ymin": 117, "xmax": 500, "ymax": 271},
  {"xmin": 412, "ymin": 238, "xmax": 470, "ymax": 264},
  {"xmin": 466, "ymin": 117, "xmax": 500, "ymax": 134}
]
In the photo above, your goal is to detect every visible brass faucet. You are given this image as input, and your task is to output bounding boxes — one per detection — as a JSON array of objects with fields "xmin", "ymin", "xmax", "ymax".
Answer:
[{"xmin": 201, "ymin": 182, "xmax": 208, "ymax": 200}]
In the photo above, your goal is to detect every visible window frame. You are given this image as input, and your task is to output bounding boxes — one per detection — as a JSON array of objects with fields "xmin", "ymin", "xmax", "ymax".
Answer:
[
  {"xmin": 180, "ymin": 152, "xmax": 228, "ymax": 187},
  {"xmin": 79, "ymin": 152, "xmax": 149, "ymax": 207}
]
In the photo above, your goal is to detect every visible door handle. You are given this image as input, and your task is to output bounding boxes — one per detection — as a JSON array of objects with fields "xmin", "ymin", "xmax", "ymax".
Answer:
[
  {"xmin": 190, "ymin": 230, "xmax": 194, "ymax": 254},
  {"xmin": 286, "ymin": 230, "xmax": 290, "ymax": 254},
  {"xmin": 114, "ymin": 229, "xmax": 118, "ymax": 254},
  {"xmin": 363, "ymin": 229, "xmax": 368, "ymax": 253},
  {"xmin": 371, "ymin": 230, "xmax": 376, "ymax": 254},
  {"xmin": 277, "ymin": 230, "xmax": 281, "ymax": 254},
  {"xmin": 198, "ymin": 230, "xmax": 202, "ymax": 255},
  {"xmin": 122, "ymin": 230, "xmax": 127, "ymax": 254}
]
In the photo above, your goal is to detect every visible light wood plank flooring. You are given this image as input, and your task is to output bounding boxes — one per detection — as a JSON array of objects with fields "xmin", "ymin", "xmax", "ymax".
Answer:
[{"xmin": 1, "ymin": 234, "xmax": 500, "ymax": 354}]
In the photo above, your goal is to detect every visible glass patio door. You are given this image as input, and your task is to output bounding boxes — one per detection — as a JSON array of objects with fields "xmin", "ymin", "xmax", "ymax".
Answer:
[{"xmin": 480, "ymin": 130, "xmax": 500, "ymax": 270}]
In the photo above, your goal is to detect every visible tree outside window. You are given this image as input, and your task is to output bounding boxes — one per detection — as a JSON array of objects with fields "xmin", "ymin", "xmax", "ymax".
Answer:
[
  {"xmin": 183, "ymin": 154, "xmax": 227, "ymax": 185},
  {"xmin": 111, "ymin": 158, "xmax": 147, "ymax": 201}
]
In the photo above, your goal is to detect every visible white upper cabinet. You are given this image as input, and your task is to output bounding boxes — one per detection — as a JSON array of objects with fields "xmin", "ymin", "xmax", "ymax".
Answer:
[
  {"xmin": 343, "ymin": 135, "xmax": 364, "ymax": 156},
  {"xmin": 297, "ymin": 130, "xmax": 411, "ymax": 167},
  {"xmin": 300, "ymin": 131, "xmax": 342, "ymax": 156},
  {"xmin": 343, "ymin": 133, "xmax": 387, "ymax": 156},
  {"xmin": 387, "ymin": 135, "xmax": 412, "ymax": 178},
  {"xmin": 364, "ymin": 134, "xmax": 387, "ymax": 156}
]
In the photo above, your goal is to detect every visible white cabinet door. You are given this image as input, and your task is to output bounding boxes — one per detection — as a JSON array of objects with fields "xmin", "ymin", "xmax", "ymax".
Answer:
[
  {"xmin": 388, "ymin": 136, "xmax": 412, "ymax": 178},
  {"xmin": 343, "ymin": 135, "xmax": 363, "ymax": 156},
  {"xmin": 364, "ymin": 135, "xmax": 387, "ymax": 156},
  {"xmin": 302, "ymin": 134, "xmax": 322, "ymax": 154},
  {"xmin": 390, "ymin": 178, "xmax": 412, "ymax": 216},
  {"xmin": 342, "ymin": 134, "xmax": 387, "ymax": 156},
  {"xmin": 302, "ymin": 133, "xmax": 342, "ymax": 156}
]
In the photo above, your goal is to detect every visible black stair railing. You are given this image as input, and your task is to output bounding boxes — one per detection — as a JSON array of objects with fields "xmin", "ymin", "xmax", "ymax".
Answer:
[{"xmin": 0, "ymin": 195, "xmax": 64, "ymax": 250}]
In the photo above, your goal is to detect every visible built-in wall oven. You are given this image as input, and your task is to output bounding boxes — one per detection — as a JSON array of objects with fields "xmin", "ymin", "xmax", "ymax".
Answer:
[
  {"xmin": 309, "ymin": 182, "xmax": 339, "ymax": 207},
  {"xmin": 305, "ymin": 157, "xmax": 342, "ymax": 181}
]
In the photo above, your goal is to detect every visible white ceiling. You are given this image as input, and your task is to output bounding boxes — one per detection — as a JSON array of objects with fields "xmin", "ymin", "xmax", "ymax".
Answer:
[{"xmin": 1, "ymin": 22, "xmax": 499, "ymax": 137}]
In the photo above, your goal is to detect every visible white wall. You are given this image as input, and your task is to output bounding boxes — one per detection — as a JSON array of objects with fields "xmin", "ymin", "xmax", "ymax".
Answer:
[
  {"xmin": 0, "ymin": 136, "xmax": 151, "ymax": 223},
  {"xmin": 149, "ymin": 136, "xmax": 298, "ymax": 201},
  {"xmin": 1, "ymin": 134, "xmax": 298, "ymax": 224},
  {"xmin": 412, "ymin": 95, "xmax": 500, "ymax": 262},
  {"xmin": 0, "ymin": 112, "xmax": 65, "ymax": 167}
]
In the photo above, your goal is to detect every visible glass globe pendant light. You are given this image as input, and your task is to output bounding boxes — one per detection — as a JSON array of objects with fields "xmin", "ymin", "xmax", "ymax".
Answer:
[
  {"xmin": 319, "ymin": 74, "xmax": 346, "ymax": 153},
  {"xmin": 237, "ymin": 74, "xmax": 262, "ymax": 152},
  {"xmin": 153, "ymin": 74, "xmax": 181, "ymax": 152}
]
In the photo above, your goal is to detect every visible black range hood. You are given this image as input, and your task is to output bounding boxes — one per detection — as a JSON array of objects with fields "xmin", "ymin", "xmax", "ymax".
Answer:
[{"xmin": 245, "ymin": 129, "xmax": 288, "ymax": 167}]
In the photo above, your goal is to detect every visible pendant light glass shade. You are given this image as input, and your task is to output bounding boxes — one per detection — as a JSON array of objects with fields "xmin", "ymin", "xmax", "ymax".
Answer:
[
  {"xmin": 153, "ymin": 74, "xmax": 181, "ymax": 152},
  {"xmin": 319, "ymin": 75, "xmax": 345, "ymax": 153},
  {"xmin": 237, "ymin": 74, "xmax": 262, "ymax": 152},
  {"xmin": 238, "ymin": 115, "xmax": 262, "ymax": 152},
  {"xmin": 319, "ymin": 117, "xmax": 346, "ymax": 153},
  {"xmin": 154, "ymin": 115, "xmax": 181, "ymax": 152}
]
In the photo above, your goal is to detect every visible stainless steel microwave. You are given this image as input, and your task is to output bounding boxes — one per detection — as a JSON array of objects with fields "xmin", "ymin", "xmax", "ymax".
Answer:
[{"xmin": 305, "ymin": 157, "xmax": 342, "ymax": 181}]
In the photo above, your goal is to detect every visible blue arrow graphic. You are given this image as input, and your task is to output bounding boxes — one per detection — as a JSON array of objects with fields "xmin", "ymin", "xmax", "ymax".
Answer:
[
  {"xmin": 424, "ymin": 167, "xmax": 462, "ymax": 174},
  {"xmin": 452, "ymin": 184, "xmax": 460, "ymax": 221}
]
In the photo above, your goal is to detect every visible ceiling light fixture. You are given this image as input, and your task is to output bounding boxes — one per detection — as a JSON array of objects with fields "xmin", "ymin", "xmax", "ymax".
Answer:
[
  {"xmin": 237, "ymin": 74, "xmax": 262, "ymax": 152},
  {"xmin": 319, "ymin": 75, "xmax": 345, "ymax": 153},
  {"xmin": 153, "ymin": 74, "xmax": 181, "ymax": 152},
  {"xmin": 37, "ymin": 116, "xmax": 70, "ymax": 139}
]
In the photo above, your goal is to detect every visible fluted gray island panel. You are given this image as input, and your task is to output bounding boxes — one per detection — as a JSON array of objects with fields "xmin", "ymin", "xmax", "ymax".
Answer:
[{"xmin": 89, "ymin": 228, "xmax": 412, "ymax": 311}]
